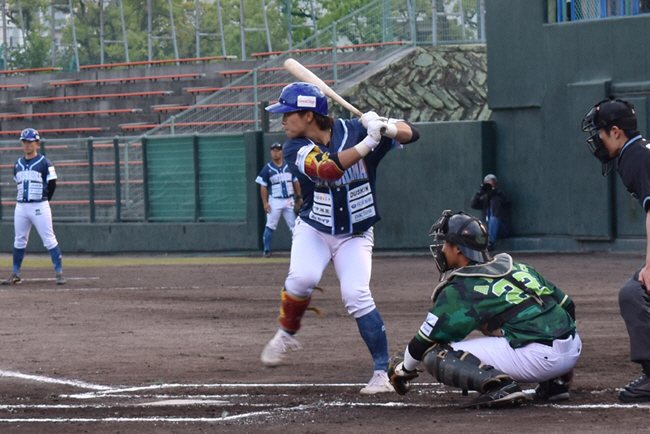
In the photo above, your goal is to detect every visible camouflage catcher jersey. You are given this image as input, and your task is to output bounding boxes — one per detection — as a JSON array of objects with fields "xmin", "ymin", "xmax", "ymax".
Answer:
[{"xmin": 417, "ymin": 253, "xmax": 575, "ymax": 349}]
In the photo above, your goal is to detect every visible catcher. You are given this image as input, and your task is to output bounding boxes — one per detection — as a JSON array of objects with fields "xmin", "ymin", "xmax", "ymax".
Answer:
[{"xmin": 388, "ymin": 210, "xmax": 581, "ymax": 408}]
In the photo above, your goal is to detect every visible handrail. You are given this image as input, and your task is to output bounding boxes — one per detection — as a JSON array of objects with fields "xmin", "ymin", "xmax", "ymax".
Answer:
[{"xmin": 79, "ymin": 55, "xmax": 236, "ymax": 70}]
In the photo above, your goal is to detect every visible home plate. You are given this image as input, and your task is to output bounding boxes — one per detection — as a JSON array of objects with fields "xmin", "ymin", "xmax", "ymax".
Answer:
[{"xmin": 137, "ymin": 399, "xmax": 230, "ymax": 406}]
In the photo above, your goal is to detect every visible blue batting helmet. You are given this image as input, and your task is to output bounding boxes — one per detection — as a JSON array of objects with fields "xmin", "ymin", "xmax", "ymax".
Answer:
[
  {"xmin": 265, "ymin": 82, "xmax": 328, "ymax": 116},
  {"xmin": 20, "ymin": 128, "xmax": 40, "ymax": 141}
]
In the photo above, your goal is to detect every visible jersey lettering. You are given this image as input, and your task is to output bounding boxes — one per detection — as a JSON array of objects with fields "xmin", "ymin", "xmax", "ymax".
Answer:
[{"xmin": 476, "ymin": 268, "xmax": 551, "ymax": 305}]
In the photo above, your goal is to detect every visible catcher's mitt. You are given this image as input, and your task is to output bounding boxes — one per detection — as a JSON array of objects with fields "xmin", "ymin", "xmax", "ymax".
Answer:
[
  {"xmin": 387, "ymin": 352, "xmax": 419, "ymax": 395},
  {"xmin": 293, "ymin": 195, "xmax": 303, "ymax": 214}
]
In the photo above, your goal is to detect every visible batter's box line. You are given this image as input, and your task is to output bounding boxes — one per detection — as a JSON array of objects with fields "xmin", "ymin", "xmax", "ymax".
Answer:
[
  {"xmin": 0, "ymin": 369, "xmax": 112, "ymax": 391},
  {"xmin": 61, "ymin": 381, "xmax": 453, "ymax": 399}
]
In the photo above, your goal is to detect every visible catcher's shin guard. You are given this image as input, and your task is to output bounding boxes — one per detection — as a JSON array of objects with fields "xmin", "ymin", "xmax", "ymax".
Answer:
[
  {"xmin": 279, "ymin": 287, "xmax": 321, "ymax": 332},
  {"xmin": 422, "ymin": 344, "xmax": 512, "ymax": 395}
]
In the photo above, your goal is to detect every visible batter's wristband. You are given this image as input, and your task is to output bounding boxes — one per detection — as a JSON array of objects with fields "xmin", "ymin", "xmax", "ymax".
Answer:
[
  {"xmin": 355, "ymin": 136, "xmax": 378, "ymax": 157},
  {"xmin": 354, "ymin": 142, "xmax": 371, "ymax": 157},
  {"xmin": 383, "ymin": 123, "xmax": 398, "ymax": 138}
]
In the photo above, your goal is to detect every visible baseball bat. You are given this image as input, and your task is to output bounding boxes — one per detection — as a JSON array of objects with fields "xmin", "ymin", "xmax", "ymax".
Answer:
[{"xmin": 283, "ymin": 58, "xmax": 363, "ymax": 117}]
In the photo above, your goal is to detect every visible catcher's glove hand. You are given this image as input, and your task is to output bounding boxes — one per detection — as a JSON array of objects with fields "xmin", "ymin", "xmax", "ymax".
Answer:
[
  {"xmin": 293, "ymin": 195, "xmax": 303, "ymax": 214},
  {"xmin": 387, "ymin": 352, "xmax": 419, "ymax": 395}
]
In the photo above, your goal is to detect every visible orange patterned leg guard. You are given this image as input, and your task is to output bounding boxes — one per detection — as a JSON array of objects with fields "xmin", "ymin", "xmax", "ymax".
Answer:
[{"xmin": 279, "ymin": 288, "xmax": 312, "ymax": 333}]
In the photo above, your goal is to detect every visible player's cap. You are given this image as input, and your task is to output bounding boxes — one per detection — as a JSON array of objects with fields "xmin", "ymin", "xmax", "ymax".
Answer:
[
  {"xmin": 483, "ymin": 174, "xmax": 497, "ymax": 184},
  {"xmin": 20, "ymin": 128, "xmax": 40, "ymax": 142},
  {"xmin": 592, "ymin": 99, "xmax": 637, "ymax": 130},
  {"xmin": 270, "ymin": 142, "xmax": 282, "ymax": 150},
  {"xmin": 265, "ymin": 82, "xmax": 328, "ymax": 116}
]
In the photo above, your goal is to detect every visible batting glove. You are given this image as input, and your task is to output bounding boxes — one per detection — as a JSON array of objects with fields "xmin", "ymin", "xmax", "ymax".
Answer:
[
  {"xmin": 367, "ymin": 119, "xmax": 387, "ymax": 142},
  {"xmin": 360, "ymin": 111, "xmax": 387, "ymax": 128}
]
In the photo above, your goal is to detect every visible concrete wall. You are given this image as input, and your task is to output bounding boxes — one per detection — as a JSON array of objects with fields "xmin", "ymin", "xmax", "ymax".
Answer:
[{"xmin": 485, "ymin": 1, "xmax": 650, "ymax": 251}]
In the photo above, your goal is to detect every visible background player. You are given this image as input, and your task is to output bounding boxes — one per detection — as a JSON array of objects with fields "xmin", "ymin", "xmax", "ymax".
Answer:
[
  {"xmin": 255, "ymin": 142, "xmax": 301, "ymax": 257},
  {"xmin": 388, "ymin": 211, "xmax": 580, "ymax": 408},
  {"xmin": 2, "ymin": 128, "xmax": 66, "ymax": 286},
  {"xmin": 582, "ymin": 99, "xmax": 650, "ymax": 402},
  {"xmin": 259, "ymin": 82, "xmax": 420, "ymax": 394}
]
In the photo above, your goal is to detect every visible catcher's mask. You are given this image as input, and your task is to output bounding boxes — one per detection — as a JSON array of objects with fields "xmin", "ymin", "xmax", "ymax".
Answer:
[
  {"xmin": 581, "ymin": 99, "xmax": 636, "ymax": 176},
  {"xmin": 429, "ymin": 210, "xmax": 491, "ymax": 274}
]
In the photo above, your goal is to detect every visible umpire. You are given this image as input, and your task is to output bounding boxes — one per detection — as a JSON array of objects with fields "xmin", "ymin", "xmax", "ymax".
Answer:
[{"xmin": 582, "ymin": 99, "xmax": 650, "ymax": 403}]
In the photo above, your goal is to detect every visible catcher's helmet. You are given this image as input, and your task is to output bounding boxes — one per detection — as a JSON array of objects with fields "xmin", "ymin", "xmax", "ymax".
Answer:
[
  {"xmin": 581, "ymin": 99, "xmax": 636, "ymax": 176},
  {"xmin": 20, "ymin": 128, "xmax": 40, "ymax": 142},
  {"xmin": 429, "ymin": 210, "xmax": 491, "ymax": 273},
  {"xmin": 265, "ymin": 82, "xmax": 328, "ymax": 116}
]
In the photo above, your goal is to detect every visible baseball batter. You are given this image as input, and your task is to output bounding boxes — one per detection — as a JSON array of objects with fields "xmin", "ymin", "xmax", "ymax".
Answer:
[
  {"xmin": 2, "ymin": 128, "xmax": 66, "ymax": 286},
  {"xmin": 388, "ymin": 211, "xmax": 581, "ymax": 408},
  {"xmin": 259, "ymin": 82, "xmax": 420, "ymax": 394},
  {"xmin": 255, "ymin": 142, "xmax": 301, "ymax": 257},
  {"xmin": 582, "ymin": 99, "xmax": 650, "ymax": 402}
]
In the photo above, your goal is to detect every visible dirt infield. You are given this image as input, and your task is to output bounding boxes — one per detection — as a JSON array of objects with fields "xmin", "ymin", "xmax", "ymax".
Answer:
[{"xmin": 0, "ymin": 251, "xmax": 649, "ymax": 433}]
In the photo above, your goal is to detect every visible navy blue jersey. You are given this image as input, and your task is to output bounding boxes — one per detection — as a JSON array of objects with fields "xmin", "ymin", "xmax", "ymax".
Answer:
[
  {"xmin": 13, "ymin": 155, "xmax": 57, "ymax": 202},
  {"xmin": 255, "ymin": 161, "xmax": 297, "ymax": 198},
  {"xmin": 617, "ymin": 136, "xmax": 650, "ymax": 211},
  {"xmin": 283, "ymin": 118, "xmax": 398, "ymax": 235}
]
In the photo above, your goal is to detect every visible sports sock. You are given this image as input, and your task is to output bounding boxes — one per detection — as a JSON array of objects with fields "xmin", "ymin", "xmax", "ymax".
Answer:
[
  {"xmin": 48, "ymin": 245, "xmax": 63, "ymax": 273},
  {"xmin": 356, "ymin": 308, "xmax": 389, "ymax": 371},
  {"xmin": 263, "ymin": 227, "xmax": 274, "ymax": 252},
  {"xmin": 12, "ymin": 248, "xmax": 26, "ymax": 275}
]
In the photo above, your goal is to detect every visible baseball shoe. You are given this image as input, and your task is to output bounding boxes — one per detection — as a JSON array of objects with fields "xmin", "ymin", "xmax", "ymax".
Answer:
[
  {"xmin": 1, "ymin": 272, "xmax": 21, "ymax": 285},
  {"xmin": 535, "ymin": 369, "xmax": 573, "ymax": 401},
  {"xmin": 56, "ymin": 272, "xmax": 67, "ymax": 285},
  {"xmin": 461, "ymin": 380, "xmax": 527, "ymax": 409},
  {"xmin": 360, "ymin": 370, "xmax": 393, "ymax": 395},
  {"xmin": 263, "ymin": 251, "xmax": 271, "ymax": 258},
  {"xmin": 619, "ymin": 374, "xmax": 650, "ymax": 403},
  {"xmin": 261, "ymin": 329, "xmax": 301, "ymax": 366}
]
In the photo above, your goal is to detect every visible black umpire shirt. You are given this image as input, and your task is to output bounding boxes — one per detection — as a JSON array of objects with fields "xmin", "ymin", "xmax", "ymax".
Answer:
[{"xmin": 617, "ymin": 135, "xmax": 650, "ymax": 212}]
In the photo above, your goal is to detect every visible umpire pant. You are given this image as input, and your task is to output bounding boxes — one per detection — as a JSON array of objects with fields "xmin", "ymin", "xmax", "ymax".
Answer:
[{"xmin": 619, "ymin": 266, "xmax": 650, "ymax": 363}]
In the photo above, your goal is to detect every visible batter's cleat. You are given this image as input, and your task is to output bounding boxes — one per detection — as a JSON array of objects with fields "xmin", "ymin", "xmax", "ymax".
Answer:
[
  {"xmin": 1, "ymin": 272, "xmax": 21, "ymax": 285},
  {"xmin": 461, "ymin": 380, "xmax": 527, "ymax": 409},
  {"xmin": 56, "ymin": 272, "xmax": 67, "ymax": 285},
  {"xmin": 535, "ymin": 370, "xmax": 573, "ymax": 401},
  {"xmin": 619, "ymin": 374, "xmax": 650, "ymax": 403},
  {"xmin": 263, "ymin": 251, "xmax": 271, "ymax": 258},
  {"xmin": 261, "ymin": 329, "xmax": 302, "ymax": 366},
  {"xmin": 360, "ymin": 370, "xmax": 394, "ymax": 395}
]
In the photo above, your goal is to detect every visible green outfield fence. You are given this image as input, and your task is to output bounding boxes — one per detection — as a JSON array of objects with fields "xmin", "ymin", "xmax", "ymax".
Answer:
[{"xmin": 0, "ymin": 135, "xmax": 247, "ymax": 223}]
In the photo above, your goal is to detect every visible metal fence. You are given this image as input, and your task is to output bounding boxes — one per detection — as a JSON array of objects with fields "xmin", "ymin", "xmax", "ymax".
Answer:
[
  {"xmin": 0, "ymin": 134, "xmax": 248, "ymax": 223},
  {"xmin": 554, "ymin": 0, "xmax": 650, "ymax": 22},
  {"xmin": 139, "ymin": 0, "xmax": 486, "ymax": 139}
]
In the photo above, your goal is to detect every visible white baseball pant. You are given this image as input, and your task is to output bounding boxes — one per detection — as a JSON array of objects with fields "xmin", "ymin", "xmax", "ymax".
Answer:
[
  {"xmin": 285, "ymin": 218, "xmax": 376, "ymax": 318},
  {"xmin": 451, "ymin": 332, "xmax": 582, "ymax": 383},
  {"xmin": 266, "ymin": 196, "xmax": 296, "ymax": 231},
  {"xmin": 13, "ymin": 201, "xmax": 59, "ymax": 250}
]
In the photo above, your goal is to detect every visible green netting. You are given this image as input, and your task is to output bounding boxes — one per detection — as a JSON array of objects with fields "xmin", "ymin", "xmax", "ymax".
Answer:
[
  {"xmin": 198, "ymin": 135, "xmax": 247, "ymax": 222},
  {"xmin": 144, "ymin": 135, "xmax": 247, "ymax": 222},
  {"xmin": 146, "ymin": 136, "xmax": 196, "ymax": 222}
]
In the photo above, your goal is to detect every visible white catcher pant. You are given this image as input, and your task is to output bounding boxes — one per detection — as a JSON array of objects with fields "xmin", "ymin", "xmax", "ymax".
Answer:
[
  {"xmin": 452, "ymin": 332, "xmax": 582, "ymax": 383},
  {"xmin": 266, "ymin": 196, "xmax": 296, "ymax": 231},
  {"xmin": 13, "ymin": 201, "xmax": 59, "ymax": 250},
  {"xmin": 285, "ymin": 218, "xmax": 376, "ymax": 318}
]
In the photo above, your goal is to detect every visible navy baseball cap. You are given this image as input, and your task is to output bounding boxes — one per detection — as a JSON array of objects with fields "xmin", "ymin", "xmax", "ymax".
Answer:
[
  {"xmin": 594, "ymin": 99, "xmax": 637, "ymax": 130},
  {"xmin": 270, "ymin": 142, "xmax": 282, "ymax": 149}
]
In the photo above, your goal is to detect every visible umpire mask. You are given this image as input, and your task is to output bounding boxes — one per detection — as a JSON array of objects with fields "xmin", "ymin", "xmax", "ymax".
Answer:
[{"xmin": 581, "ymin": 99, "xmax": 637, "ymax": 176}]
